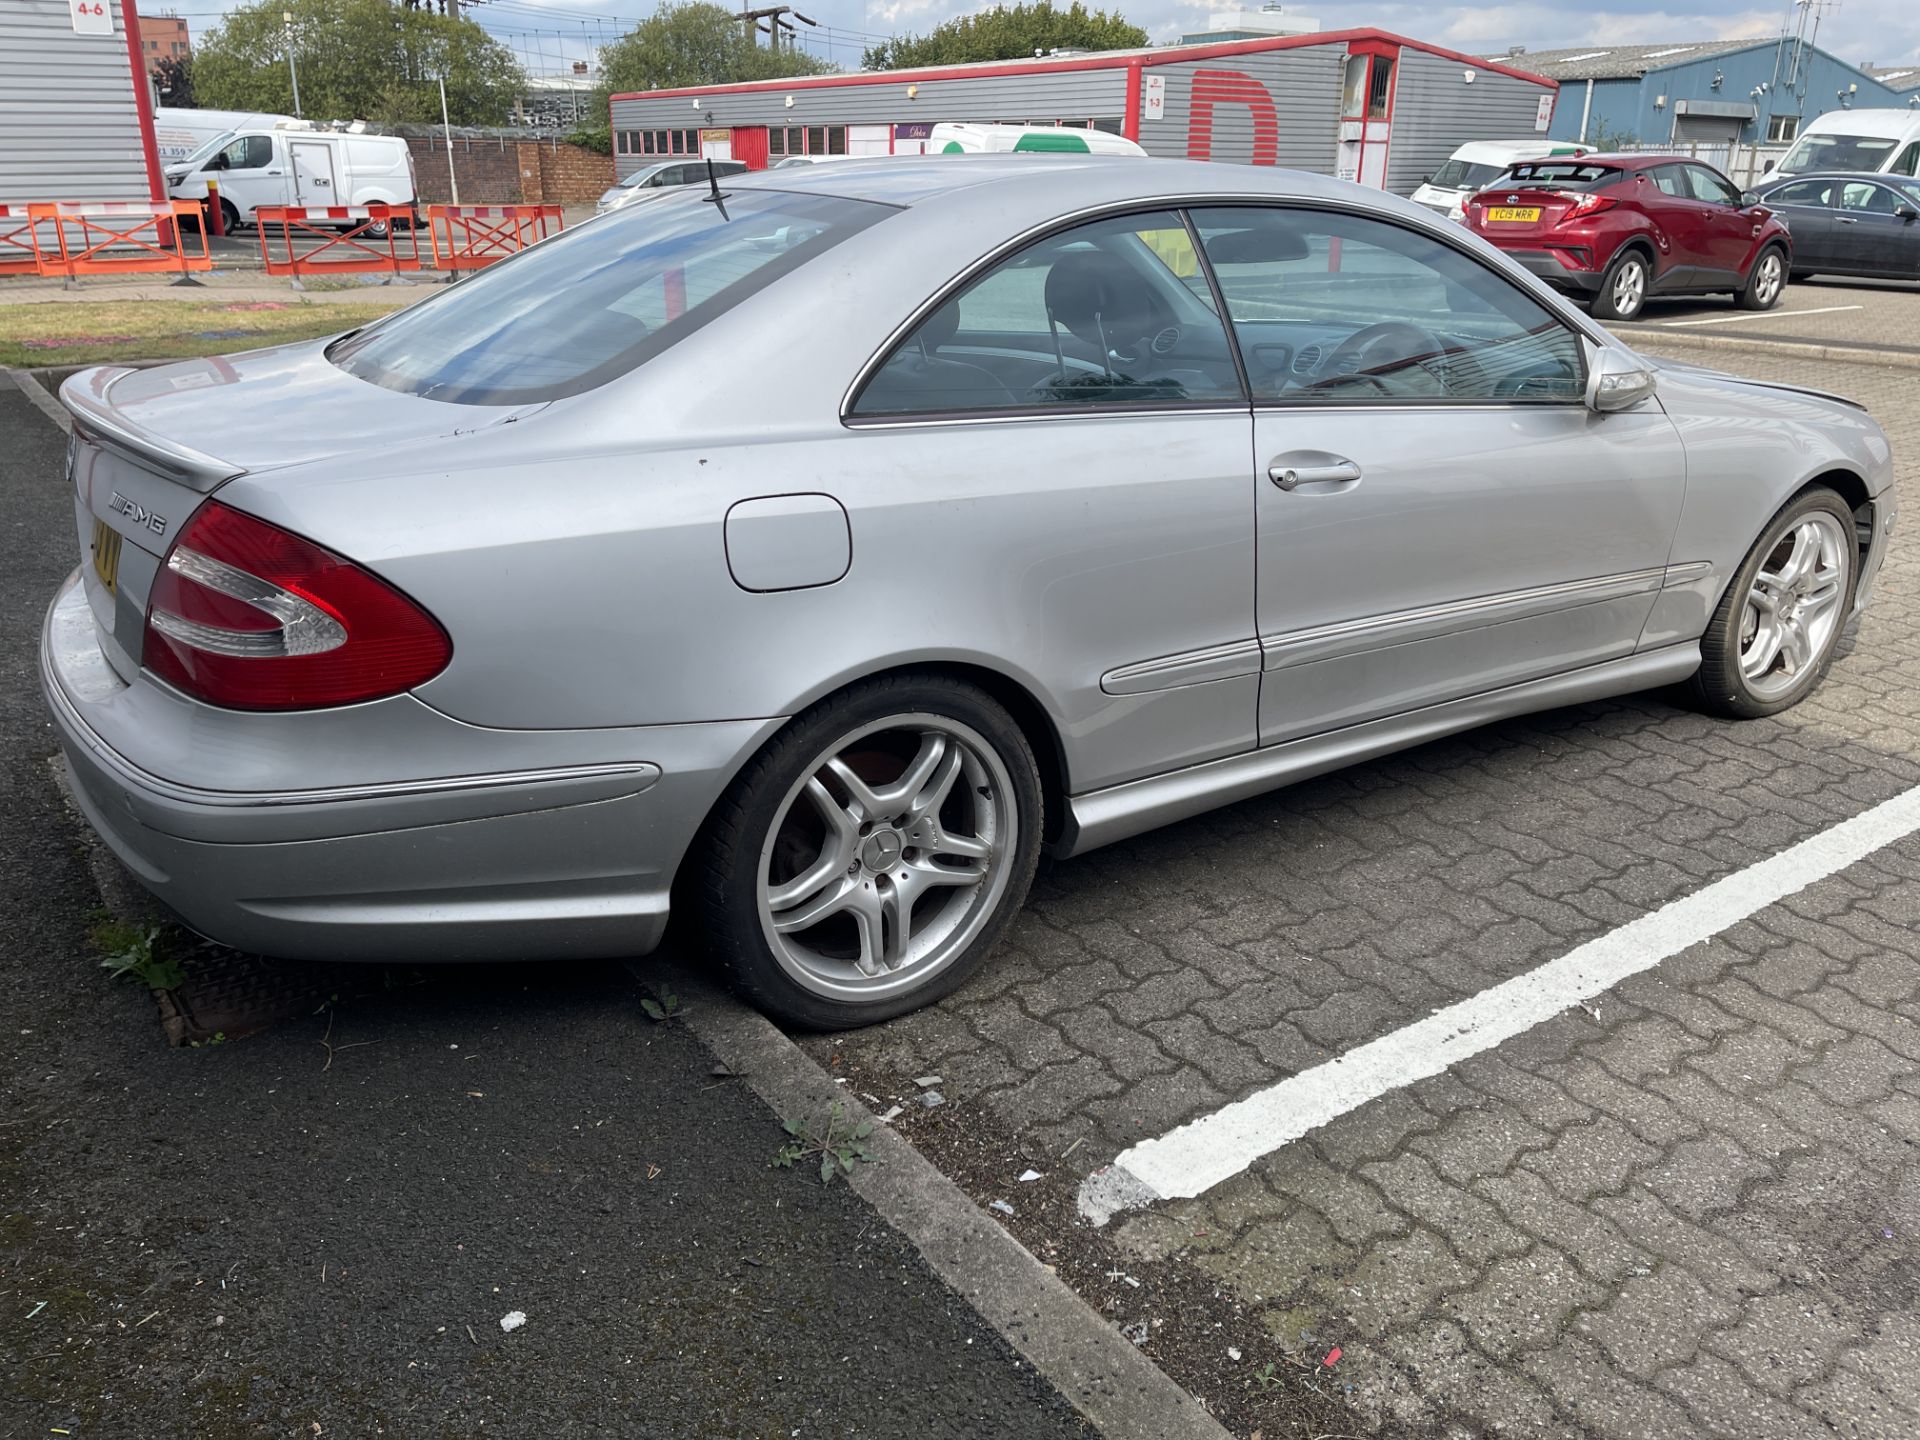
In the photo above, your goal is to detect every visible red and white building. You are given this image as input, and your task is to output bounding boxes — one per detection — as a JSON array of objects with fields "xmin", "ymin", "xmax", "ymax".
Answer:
[{"xmin": 610, "ymin": 27, "xmax": 1559, "ymax": 196}]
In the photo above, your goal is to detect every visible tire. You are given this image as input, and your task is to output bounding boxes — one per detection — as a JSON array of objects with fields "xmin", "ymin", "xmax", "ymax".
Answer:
[
  {"xmin": 694, "ymin": 674, "xmax": 1044, "ymax": 1029},
  {"xmin": 1591, "ymin": 250, "xmax": 1650, "ymax": 321},
  {"xmin": 1686, "ymin": 486, "xmax": 1857, "ymax": 719},
  {"xmin": 1738, "ymin": 245, "xmax": 1788, "ymax": 310}
]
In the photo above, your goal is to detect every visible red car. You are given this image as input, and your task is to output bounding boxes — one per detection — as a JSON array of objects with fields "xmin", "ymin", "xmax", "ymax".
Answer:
[{"xmin": 1464, "ymin": 154, "xmax": 1791, "ymax": 321}]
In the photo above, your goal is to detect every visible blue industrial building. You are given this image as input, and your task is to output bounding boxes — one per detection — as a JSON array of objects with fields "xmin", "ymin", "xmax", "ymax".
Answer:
[{"xmin": 1499, "ymin": 39, "xmax": 1910, "ymax": 150}]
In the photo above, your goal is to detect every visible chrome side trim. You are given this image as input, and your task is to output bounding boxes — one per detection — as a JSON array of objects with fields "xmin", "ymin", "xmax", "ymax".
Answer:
[
  {"xmin": 1260, "ymin": 568, "xmax": 1668, "ymax": 671},
  {"xmin": 844, "ymin": 405, "xmax": 1250, "ymax": 431},
  {"xmin": 41, "ymin": 658, "xmax": 660, "ymax": 810},
  {"xmin": 1101, "ymin": 637, "xmax": 1263, "ymax": 696},
  {"xmin": 1661, "ymin": 560, "xmax": 1713, "ymax": 588},
  {"xmin": 1058, "ymin": 644, "xmax": 1702, "ymax": 857}
]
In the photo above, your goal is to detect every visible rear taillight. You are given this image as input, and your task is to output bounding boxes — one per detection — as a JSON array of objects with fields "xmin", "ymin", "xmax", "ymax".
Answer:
[
  {"xmin": 1560, "ymin": 192, "xmax": 1618, "ymax": 221},
  {"xmin": 143, "ymin": 502, "xmax": 450, "ymax": 711}
]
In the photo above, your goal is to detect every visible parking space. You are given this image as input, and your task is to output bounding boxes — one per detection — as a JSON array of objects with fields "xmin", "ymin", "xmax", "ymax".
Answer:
[
  {"xmin": 812, "ymin": 344, "xmax": 1920, "ymax": 1435},
  {"xmin": 1606, "ymin": 274, "xmax": 1920, "ymax": 353}
]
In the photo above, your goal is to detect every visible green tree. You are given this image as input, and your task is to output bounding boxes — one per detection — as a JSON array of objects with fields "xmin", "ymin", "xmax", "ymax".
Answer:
[
  {"xmin": 571, "ymin": 2, "xmax": 834, "ymax": 152},
  {"xmin": 194, "ymin": 0, "xmax": 523, "ymax": 126},
  {"xmin": 863, "ymin": 2, "xmax": 1145, "ymax": 70}
]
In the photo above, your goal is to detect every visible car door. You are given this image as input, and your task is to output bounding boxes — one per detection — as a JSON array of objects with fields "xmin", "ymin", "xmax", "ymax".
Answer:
[
  {"xmin": 1682, "ymin": 163, "xmax": 1760, "ymax": 281},
  {"xmin": 208, "ymin": 132, "xmax": 282, "ymax": 219},
  {"xmin": 844, "ymin": 208, "xmax": 1260, "ymax": 788},
  {"xmin": 1833, "ymin": 180, "xmax": 1912, "ymax": 277},
  {"xmin": 1760, "ymin": 177, "xmax": 1839, "ymax": 268},
  {"xmin": 1188, "ymin": 205, "xmax": 1689, "ymax": 746},
  {"xmin": 1641, "ymin": 164, "xmax": 1709, "ymax": 287}
]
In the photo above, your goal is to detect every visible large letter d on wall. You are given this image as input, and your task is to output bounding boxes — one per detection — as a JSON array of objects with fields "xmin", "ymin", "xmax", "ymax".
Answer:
[{"xmin": 1186, "ymin": 69, "xmax": 1280, "ymax": 165}]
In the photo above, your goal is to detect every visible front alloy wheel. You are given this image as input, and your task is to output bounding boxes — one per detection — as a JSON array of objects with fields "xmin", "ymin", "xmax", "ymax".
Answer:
[
  {"xmin": 696, "ymin": 677, "xmax": 1042, "ymax": 1028},
  {"xmin": 1689, "ymin": 487, "xmax": 1857, "ymax": 718}
]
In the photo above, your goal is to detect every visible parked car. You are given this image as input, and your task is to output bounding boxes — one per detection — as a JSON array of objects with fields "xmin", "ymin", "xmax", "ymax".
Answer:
[
  {"xmin": 43, "ymin": 158, "xmax": 1894, "ymax": 1028},
  {"xmin": 928, "ymin": 122, "xmax": 1147, "ymax": 156},
  {"xmin": 597, "ymin": 158, "xmax": 749, "ymax": 215},
  {"xmin": 1755, "ymin": 172, "xmax": 1920, "ymax": 282},
  {"xmin": 1409, "ymin": 139, "xmax": 1592, "ymax": 220},
  {"xmin": 1464, "ymin": 153, "xmax": 1791, "ymax": 320},
  {"xmin": 1772, "ymin": 109, "xmax": 1920, "ymax": 180},
  {"xmin": 166, "ymin": 124, "xmax": 415, "ymax": 236}
]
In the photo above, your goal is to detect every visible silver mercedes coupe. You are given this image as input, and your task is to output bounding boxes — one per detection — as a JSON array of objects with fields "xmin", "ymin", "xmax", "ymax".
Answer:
[{"xmin": 42, "ymin": 157, "xmax": 1895, "ymax": 1028}]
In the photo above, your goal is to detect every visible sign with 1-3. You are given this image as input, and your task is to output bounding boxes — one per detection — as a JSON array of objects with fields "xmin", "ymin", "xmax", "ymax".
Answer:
[{"xmin": 71, "ymin": 0, "xmax": 112, "ymax": 35}]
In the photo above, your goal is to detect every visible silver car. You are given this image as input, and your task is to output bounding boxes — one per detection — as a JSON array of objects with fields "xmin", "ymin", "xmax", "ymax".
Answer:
[
  {"xmin": 595, "ymin": 157, "xmax": 749, "ymax": 215},
  {"xmin": 42, "ymin": 157, "xmax": 1896, "ymax": 1028}
]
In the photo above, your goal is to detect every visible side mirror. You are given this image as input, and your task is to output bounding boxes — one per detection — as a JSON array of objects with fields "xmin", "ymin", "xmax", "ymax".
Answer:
[
  {"xmin": 1584, "ymin": 342, "xmax": 1657, "ymax": 413},
  {"xmin": 1764, "ymin": 159, "xmax": 1777, "ymax": 172},
  {"xmin": 1740, "ymin": 190, "xmax": 1761, "ymax": 208},
  {"xmin": 1899, "ymin": 205, "xmax": 1920, "ymax": 222}
]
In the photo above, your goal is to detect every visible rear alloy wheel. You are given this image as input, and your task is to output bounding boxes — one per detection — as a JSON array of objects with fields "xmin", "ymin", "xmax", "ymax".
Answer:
[
  {"xmin": 1688, "ymin": 487, "xmax": 1856, "ymax": 718},
  {"xmin": 696, "ymin": 676, "xmax": 1042, "ymax": 1029},
  {"xmin": 1739, "ymin": 246, "xmax": 1787, "ymax": 310},
  {"xmin": 1592, "ymin": 251, "xmax": 1649, "ymax": 321}
]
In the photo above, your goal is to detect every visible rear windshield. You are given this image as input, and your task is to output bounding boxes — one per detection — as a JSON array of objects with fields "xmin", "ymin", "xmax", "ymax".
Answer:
[
  {"xmin": 1777, "ymin": 132, "xmax": 1899, "ymax": 174},
  {"xmin": 329, "ymin": 187, "xmax": 891, "ymax": 405},
  {"xmin": 1430, "ymin": 159, "xmax": 1505, "ymax": 190},
  {"xmin": 1500, "ymin": 162, "xmax": 1622, "ymax": 189}
]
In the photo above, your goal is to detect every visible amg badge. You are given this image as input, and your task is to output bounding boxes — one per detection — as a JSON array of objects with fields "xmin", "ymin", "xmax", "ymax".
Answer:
[{"xmin": 107, "ymin": 491, "xmax": 169, "ymax": 536}]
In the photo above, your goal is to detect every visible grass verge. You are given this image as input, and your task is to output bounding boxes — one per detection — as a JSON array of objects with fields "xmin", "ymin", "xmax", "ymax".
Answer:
[{"xmin": 0, "ymin": 298, "xmax": 411, "ymax": 368}]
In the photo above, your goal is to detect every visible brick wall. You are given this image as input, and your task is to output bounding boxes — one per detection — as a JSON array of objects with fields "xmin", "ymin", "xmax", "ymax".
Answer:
[{"xmin": 402, "ymin": 136, "xmax": 614, "ymax": 206}]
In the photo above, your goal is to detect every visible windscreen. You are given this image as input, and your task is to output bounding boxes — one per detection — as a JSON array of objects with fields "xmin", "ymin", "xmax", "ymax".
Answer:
[
  {"xmin": 1777, "ymin": 132, "xmax": 1899, "ymax": 173},
  {"xmin": 329, "ymin": 187, "xmax": 892, "ymax": 405},
  {"xmin": 1430, "ymin": 159, "xmax": 1505, "ymax": 190},
  {"xmin": 175, "ymin": 131, "xmax": 238, "ymax": 171},
  {"xmin": 1500, "ymin": 162, "xmax": 1621, "ymax": 190}
]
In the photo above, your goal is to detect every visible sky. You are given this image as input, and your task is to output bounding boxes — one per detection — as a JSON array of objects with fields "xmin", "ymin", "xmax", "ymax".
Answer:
[{"xmin": 162, "ymin": 0, "xmax": 1920, "ymax": 80}]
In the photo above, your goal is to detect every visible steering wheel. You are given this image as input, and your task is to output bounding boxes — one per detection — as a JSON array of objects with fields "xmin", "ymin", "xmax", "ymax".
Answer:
[{"xmin": 1311, "ymin": 320, "xmax": 1448, "ymax": 391}]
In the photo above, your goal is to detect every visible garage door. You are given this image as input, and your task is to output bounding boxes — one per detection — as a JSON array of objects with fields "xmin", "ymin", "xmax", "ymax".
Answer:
[{"xmin": 1673, "ymin": 113, "xmax": 1742, "ymax": 145}]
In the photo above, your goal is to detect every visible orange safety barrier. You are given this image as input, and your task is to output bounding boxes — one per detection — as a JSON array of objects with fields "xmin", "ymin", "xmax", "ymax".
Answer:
[
  {"xmin": 25, "ymin": 199, "xmax": 212, "ymax": 279},
  {"xmin": 426, "ymin": 204, "xmax": 564, "ymax": 271},
  {"xmin": 0, "ymin": 204, "xmax": 46, "ymax": 276},
  {"xmin": 253, "ymin": 205, "xmax": 422, "ymax": 278}
]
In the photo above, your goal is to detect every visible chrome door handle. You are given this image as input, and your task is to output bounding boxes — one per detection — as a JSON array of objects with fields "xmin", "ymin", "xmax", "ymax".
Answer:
[
  {"xmin": 1836, "ymin": 216, "xmax": 1858, "ymax": 225},
  {"xmin": 1269, "ymin": 459, "xmax": 1362, "ymax": 491}
]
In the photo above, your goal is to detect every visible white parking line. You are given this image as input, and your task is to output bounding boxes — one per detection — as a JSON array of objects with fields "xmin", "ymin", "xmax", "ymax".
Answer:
[
  {"xmin": 1079, "ymin": 782, "xmax": 1920, "ymax": 1225},
  {"xmin": 1660, "ymin": 305, "xmax": 1863, "ymax": 328}
]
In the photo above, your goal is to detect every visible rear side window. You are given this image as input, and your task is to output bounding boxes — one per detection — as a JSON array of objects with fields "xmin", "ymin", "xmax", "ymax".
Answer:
[{"xmin": 330, "ymin": 189, "xmax": 891, "ymax": 405}]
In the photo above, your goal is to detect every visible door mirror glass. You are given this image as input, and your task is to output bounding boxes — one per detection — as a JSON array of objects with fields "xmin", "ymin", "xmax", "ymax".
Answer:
[{"xmin": 1584, "ymin": 342, "xmax": 1656, "ymax": 413}]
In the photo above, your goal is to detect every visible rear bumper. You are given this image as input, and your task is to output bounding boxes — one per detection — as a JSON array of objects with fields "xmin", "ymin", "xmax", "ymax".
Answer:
[
  {"xmin": 1498, "ymin": 248, "xmax": 1604, "ymax": 296},
  {"xmin": 42, "ymin": 571, "xmax": 778, "ymax": 963}
]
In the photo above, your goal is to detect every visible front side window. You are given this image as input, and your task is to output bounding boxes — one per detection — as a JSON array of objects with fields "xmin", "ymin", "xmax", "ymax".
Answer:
[
  {"xmin": 851, "ymin": 211, "xmax": 1243, "ymax": 417},
  {"xmin": 1893, "ymin": 142, "xmax": 1920, "ymax": 177},
  {"xmin": 1685, "ymin": 164, "xmax": 1743, "ymax": 207},
  {"xmin": 1767, "ymin": 178, "xmax": 1834, "ymax": 207},
  {"xmin": 213, "ymin": 134, "xmax": 272, "ymax": 171},
  {"xmin": 1193, "ymin": 206, "xmax": 1585, "ymax": 404},
  {"xmin": 332, "ymin": 190, "xmax": 892, "ymax": 406}
]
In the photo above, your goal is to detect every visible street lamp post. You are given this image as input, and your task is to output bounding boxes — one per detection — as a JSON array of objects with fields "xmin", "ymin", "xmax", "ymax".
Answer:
[
  {"xmin": 439, "ymin": 75, "xmax": 460, "ymax": 205},
  {"xmin": 283, "ymin": 11, "xmax": 302, "ymax": 118}
]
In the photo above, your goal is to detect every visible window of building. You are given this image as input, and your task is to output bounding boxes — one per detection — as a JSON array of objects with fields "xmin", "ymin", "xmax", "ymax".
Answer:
[
  {"xmin": 1366, "ymin": 58, "xmax": 1395, "ymax": 119},
  {"xmin": 1766, "ymin": 115, "xmax": 1800, "ymax": 144}
]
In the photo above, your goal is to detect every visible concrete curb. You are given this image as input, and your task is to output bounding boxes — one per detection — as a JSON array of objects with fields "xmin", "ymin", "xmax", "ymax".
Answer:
[
  {"xmin": 9, "ymin": 365, "xmax": 71, "ymax": 432},
  {"xmin": 1614, "ymin": 327, "xmax": 1920, "ymax": 371},
  {"xmin": 665, "ymin": 968, "xmax": 1234, "ymax": 1440}
]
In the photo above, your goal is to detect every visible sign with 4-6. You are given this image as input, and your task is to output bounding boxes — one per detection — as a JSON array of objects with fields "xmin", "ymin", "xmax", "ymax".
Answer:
[{"xmin": 71, "ymin": 0, "xmax": 112, "ymax": 35}]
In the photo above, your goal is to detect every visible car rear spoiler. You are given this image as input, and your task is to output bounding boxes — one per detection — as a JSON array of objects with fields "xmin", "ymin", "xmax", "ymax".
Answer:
[{"xmin": 60, "ymin": 366, "xmax": 246, "ymax": 492}]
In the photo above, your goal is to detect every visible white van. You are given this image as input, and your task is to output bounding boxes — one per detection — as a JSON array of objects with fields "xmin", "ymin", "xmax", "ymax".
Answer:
[
  {"xmin": 929, "ymin": 123, "xmax": 1147, "ymax": 157},
  {"xmin": 1410, "ymin": 140, "xmax": 1593, "ymax": 219},
  {"xmin": 154, "ymin": 107, "xmax": 293, "ymax": 164},
  {"xmin": 166, "ymin": 123, "xmax": 417, "ymax": 233},
  {"xmin": 1773, "ymin": 110, "xmax": 1920, "ymax": 179}
]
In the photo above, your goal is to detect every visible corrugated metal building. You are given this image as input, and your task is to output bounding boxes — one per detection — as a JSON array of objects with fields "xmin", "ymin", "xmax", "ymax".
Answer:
[
  {"xmin": 609, "ymin": 28, "xmax": 1558, "ymax": 197},
  {"xmin": 1507, "ymin": 40, "xmax": 1906, "ymax": 149},
  {"xmin": 0, "ymin": 0, "xmax": 166, "ymax": 205}
]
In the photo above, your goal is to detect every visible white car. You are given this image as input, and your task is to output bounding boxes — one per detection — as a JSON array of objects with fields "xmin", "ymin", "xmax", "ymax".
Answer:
[
  {"xmin": 597, "ymin": 159, "xmax": 749, "ymax": 215},
  {"xmin": 1411, "ymin": 140, "xmax": 1593, "ymax": 220}
]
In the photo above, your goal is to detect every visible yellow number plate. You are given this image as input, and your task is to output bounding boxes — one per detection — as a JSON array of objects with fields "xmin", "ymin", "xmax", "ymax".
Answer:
[
  {"xmin": 92, "ymin": 518, "xmax": 122, "ymax": 595},
  {"xmin": 1486, "ymin": 206, "xmax": 1542, "ymax": 223}
]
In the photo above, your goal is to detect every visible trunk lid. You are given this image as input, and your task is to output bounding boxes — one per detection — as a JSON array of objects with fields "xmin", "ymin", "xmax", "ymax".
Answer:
[{"xmin": 59, "ymin": 343, "xmax": 539, "ymax": 685}]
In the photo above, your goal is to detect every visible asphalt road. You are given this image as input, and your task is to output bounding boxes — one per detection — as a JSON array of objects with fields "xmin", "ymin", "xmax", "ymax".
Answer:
[{"xmin": 0, "ymin": 383, "xmax": 1091, "ymax": 1438}]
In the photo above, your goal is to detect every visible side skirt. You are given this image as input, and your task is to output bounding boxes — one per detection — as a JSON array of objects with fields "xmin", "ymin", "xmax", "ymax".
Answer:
[{"xmin": 1056, "ymin": 644, "xmax": 1702, "ymax": 857}]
